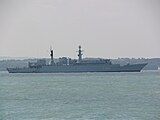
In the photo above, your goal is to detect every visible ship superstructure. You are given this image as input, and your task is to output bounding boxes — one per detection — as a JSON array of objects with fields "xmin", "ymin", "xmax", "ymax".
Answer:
[{"xmin": 7, "ymin": 46, "xmax": 147, "ymax": 73}]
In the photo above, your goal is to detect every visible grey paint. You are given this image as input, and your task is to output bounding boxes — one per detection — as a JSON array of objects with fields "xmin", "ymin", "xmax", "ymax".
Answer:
[{"xmin": 7, "ymin": 63, "xmax": 147, "ymax": 73}]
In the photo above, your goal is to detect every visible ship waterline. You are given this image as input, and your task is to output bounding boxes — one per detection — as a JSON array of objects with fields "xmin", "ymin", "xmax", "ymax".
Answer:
[{"xmin": 7, "ymin": 46, "xmax": 147, "ymax": 73}]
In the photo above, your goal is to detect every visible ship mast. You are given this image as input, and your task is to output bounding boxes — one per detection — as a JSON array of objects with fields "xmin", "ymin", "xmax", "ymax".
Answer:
[
  {"xmin": 78, "ymin": 45, "xmax": 83, "ymax": 63},
  {"xmin": 50, "ymin": 47, "xmax": 54, "ymax": 65}
]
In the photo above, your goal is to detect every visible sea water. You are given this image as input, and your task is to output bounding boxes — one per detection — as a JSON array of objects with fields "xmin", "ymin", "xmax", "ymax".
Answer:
[{"xmin": 0, "ymin": 71, "xmax": 160, "ymax": 120}]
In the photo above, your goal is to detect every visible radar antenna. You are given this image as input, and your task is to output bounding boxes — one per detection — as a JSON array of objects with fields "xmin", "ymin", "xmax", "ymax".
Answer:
[{"xmin": 77, "ymin": 45, "xmax": 83, "ymax": 63}]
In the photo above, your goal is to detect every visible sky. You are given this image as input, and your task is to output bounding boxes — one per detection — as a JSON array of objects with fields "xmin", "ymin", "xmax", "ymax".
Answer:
[{"xmin": 0, "ymin": 0, "xmax": 160, "ymax": 59}]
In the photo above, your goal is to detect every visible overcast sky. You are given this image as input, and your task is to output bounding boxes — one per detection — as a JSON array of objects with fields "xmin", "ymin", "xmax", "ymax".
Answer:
[{"xmin": 0, "ymin": 0, "xmax": 160, "ymax": 59}]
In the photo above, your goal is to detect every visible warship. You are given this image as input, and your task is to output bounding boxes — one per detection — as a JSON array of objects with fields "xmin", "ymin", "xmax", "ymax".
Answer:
[{"xmin": 7, "ymin": 46, "xmax": 147, "ymax": 73}]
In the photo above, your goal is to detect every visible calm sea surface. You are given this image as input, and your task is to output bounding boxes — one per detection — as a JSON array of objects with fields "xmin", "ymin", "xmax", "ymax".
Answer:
[{"xmin": 0, "ymin": 71, "xmax": 160, "ymax": 120}]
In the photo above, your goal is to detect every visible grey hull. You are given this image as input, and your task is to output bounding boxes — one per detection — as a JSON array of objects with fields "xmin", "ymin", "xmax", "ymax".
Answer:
[{"xmin": 7, "ymin": 63, "xmax": 147, "ymax": 73}]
